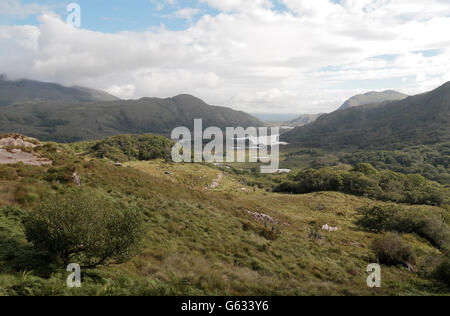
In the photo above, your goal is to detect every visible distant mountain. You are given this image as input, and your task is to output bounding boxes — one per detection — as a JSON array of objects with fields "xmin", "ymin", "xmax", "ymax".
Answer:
[
  {"xmin": 0, "ymin": 76, "xmax": 119, "ymax": 106},
  {"xmin": 0, "ymin": 93, "xmax": 263, "ymax": 142},
  {"xmin": 251, "ymin": 113, "xmax": 300, "ymax": 122},
  {"xmin": 339, "ymin": 90, "xmax": 408, "ymax": 110},
  {"xmin": 289, "ymin": 113, "xmax": 324, "ymax": 126},
  {"xmin": 282, "ymin": 82, "xmax": 450, "ymax": 149}
]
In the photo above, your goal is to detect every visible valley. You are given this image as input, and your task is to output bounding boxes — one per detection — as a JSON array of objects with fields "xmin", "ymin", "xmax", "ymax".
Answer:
[{"xmin": 0, "ymin": 78, "xmax": 448, "ymax": 297}]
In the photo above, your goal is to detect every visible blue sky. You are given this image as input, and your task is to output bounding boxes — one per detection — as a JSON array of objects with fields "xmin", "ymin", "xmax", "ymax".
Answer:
[
  {"xmin": 1, "ymin": 0, "xmax": 449, "ymax": 114},
  {"xmin": 3, "ymin": 0, "xmax": 306, "ymax": 32},
  {"xmin": 2, "ymin": 0, "xmax": 218, "ymax": 31}
]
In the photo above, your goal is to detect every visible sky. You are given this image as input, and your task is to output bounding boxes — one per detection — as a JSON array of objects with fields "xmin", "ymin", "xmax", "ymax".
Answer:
[{"xmin": 1, "ymin": 0, "xmax": 450, "ymax": 114}]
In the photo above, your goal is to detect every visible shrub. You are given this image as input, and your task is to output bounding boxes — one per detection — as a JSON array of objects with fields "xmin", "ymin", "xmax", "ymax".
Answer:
[
  {"xmin": 352, "ymin": 163, "xmax": 378, "ymax": 176},
  {"xmin": 45, "ymin": 165, "xmax": 77, "ymax": 184},
  {"xmin": 0, "ymin": 165, "xmax": 18, "ymax": 180},
  {"xmin": 23, "ymin": 189, "xmax": 144, "ymax": 267},
  {"xmin": 275, "ymin": 165, "xmax": 448, "ymax": 206},
  {"xmin": 356, "ymin": 205, "xmax": 396, "ymax": 232},
  {"xmin": 356, "ymin": 204, "xmax": 450, "ymax": 250},
  {"xmin": 342, "ymin": 172, "xmax": 381, "ymax": 197},
  {"xmin": 89, "ymin": 134, "xmax": 173, "ymax": 163},
  {"xmin": 433, "ymin": 260, "xmax": 450, "ymax": 286},
  {"xmin": 371, "ymin": 233, "xmax": 412, "ymax": 265}
]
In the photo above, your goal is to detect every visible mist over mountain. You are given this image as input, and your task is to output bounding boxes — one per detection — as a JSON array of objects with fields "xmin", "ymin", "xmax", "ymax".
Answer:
[
  {"xmin": 288, "ymin": 113, "xmax": 325, "ymax": 127},
  {"xmin": 0, "ymin": 80, "xmax": 263, "ymax": 142},
  {"xmin": 339, "ymin": 90, "xmax": 408, "ymax": 110},
  {"xmin": 0, "ymin": 76, "xmax": 119, "ymax": 106},
  {"xmin": 282, "ymin": 82, "xmax": 450, "ymax": 149}
]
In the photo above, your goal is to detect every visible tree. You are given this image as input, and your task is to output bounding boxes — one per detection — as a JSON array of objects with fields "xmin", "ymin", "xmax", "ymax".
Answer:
[{"xmin": 24, "ymin": 189, "xmax": 144, "ymax": 268}]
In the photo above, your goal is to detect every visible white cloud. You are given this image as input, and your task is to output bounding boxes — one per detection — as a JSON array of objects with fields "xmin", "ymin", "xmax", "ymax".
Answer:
[
  {"xmin": 171, "ymin": 8, "xmax": 201, "ymax": 21},
  {"xmin": 199, "ymin": 0, "xmax": 273, "ymax": 12},
  {"xmin": 0, "ymin": 0, "xmax": 51, "ymax": 18},
  {"xmin": 1, "ymin": 0, "xmax": 450, "ymax": 114}
]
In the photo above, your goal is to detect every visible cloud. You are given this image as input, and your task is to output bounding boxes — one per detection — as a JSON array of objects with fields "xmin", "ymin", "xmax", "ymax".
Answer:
[
  {"xmin": 199, "ymin": 0, "xmax": 273, "ymax": 12},
  {"xmin": 0, "ymin": 0, "xmax": 51, "ymax": 18},
  {"xmin": 171, "ymin": 8, "xmax": 201, "ymax": 21},
  {"xmin": 0, "ymin": 0, "xmax": 450, "ymax": 114}
]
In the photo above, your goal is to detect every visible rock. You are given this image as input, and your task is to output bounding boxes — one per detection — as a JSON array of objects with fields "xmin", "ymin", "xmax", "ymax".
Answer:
[
  {"xmin": 322, "ymin": 224, "xmax": 339, "ymax": 232},
  {"xmin": 404, "ymin": 262, "xmax": 418, "ymax": 273},
  {"xmin": 0, "ymin": 135, "xmax": 38, "ymax": 149},
  {"xmin": 208, "ymin": 173, "xmax": 223, "ymax": 189},
  {"xmin": 247, "ymin": 211, "xmax": 277, "ymax": 228},
  {"xmin": 0, "ymin": 148, "xmax": 52, "ymax": 166},
  {"xmin": 210, "ymin": 182, "xmax": 219, "ymax": 189},
  {"xmin": 72, "ymin": 172, "xmax": 81, "ymax": 186}
]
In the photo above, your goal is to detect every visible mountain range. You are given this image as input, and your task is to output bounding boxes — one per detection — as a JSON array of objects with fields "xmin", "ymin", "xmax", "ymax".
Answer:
[
  {"xmin": 339, "ymin": 90, "xmax": 408, "ymax": 110},
  {"xmin": 283, "ymin": 90, "xmax": 407, "ymax": 128},
  {"xmin": 282, "ymin": 82, "xmax": 450, "ymax": 149},
  {"xmin": 288, "ymin": 113, "xmax": 325, "ymax": 126},
  {"xmin": 0, "ymin": 78, "xmax": 263, "ymax": 142},
  {"xmin": 0, "ymin": 76, "xmax": 119, "ymax": 106}
]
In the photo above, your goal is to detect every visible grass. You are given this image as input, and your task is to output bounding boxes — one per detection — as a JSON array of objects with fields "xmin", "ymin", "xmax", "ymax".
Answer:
[{"xmin": 1, "ymin": 153, "xmax": 448, "ymax": 296}]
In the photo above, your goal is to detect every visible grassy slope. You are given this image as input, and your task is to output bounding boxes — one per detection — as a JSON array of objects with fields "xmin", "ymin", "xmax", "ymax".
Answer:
[{"xmin": 0, "ymin": 155, "xmax": 447, "ymax": 296}]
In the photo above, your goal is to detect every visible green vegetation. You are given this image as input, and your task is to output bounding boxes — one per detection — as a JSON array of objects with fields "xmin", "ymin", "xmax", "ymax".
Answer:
[
  {"xmin": 340, "ymin": 144, "xmax": 450, "ymax": 185},
  {"xmin": 0, "ymin": 81, "xmax": 263, "ymax": 142},
  {"xmin": 339, "ymin": 90, "xmax": 407, "ymax": 110},
  {"xmin": 71, "ymin": 134, "xmax": 174, "ymax": 162},
  {"xmin": 282, "ymin": 82, "xmax": 450, "ymax": 149},
  {"xmin": 356, "ymin": 204, "xmax": 449, "ymax": 253},
  {"xmin": 274, "ymin": 164, "xmax": 449, "ymax": 207},
  {"xmin": 433, "ymin": 260, "xmax": 450, "ymax": 286},
  {"xmin": 0, "ymin": 133, "xmax": 449, "ymax": 296},
  {"xmin": 0, "ymin": 77, "xmax": 118, "ymax": 107},
  {"xmin": 24, "ymin": 189, "xmax": 144, "ymax": 267},
  {"xmin": 371, "ymin": 233, "xmax": 413, "ymax": 266}
]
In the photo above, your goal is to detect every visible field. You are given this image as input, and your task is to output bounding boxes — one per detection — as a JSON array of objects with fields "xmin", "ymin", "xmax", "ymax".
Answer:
[{"xmin": 1, "ymin": 140, "xmax": 448, "ymax": 295}]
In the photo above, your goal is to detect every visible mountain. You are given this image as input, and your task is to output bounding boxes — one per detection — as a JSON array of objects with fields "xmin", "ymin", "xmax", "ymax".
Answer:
[
  {"xmin": 251, "ymin": 113, "xmax": 300, "ymax": 122},
  {"xmin": 289, "ymin": 113, "xmax": 324, "ymax": 126},
  {"xmin": 0, "ymin": 93, "xmax": 263, "ymax": 142},
  {"xmin": 339, "ymin": 90, "xmax": 408, "ymax": 110},
  {"xmin": 0, "ymin": 76, "xmax": 119, "ymax": 106},
  {"xmin": 282, "ymin": 82, "xmax": 450, "ymax": 149}
]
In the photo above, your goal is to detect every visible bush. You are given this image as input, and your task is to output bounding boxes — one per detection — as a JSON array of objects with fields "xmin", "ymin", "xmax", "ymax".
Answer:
[
  {"xmin": 89, "ymin": 134, "xmax": 173, "ymax": 163},
  {"xmin": 276, "ymin": 164, "xmax": 448, "ymax": 206},
  {"xmin": 23, "ymin": 189, "xmax": 144, "ymax": 267},
  {"xmin": 352, "ymin": 163, "xmax": 378, "ymax": 176},
  {"xmin": 0, "ymin": 165, "xmax": 18, "ymax": 180},
  {"xmin": 356, "ymin": 205, "xmax": 396, "ymax": 232},
  {"xmin": 372, "ymin": 233, "xmax": 412, "ymax": 266},
  {"xmin": 356, "ymin": 204, "xmax": 450, "ymax": 251},
  {"xmin": 45, "ymin": 165, "xmax": 76, "ymax": 183},
  {"xmin": 433, "ymin": 260, "xmax": 450, "ymax": 286}
]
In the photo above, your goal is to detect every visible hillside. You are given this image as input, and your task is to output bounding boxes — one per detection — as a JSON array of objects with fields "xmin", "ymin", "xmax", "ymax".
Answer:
[
  {"xmin": 289, "ymin": 113, "xmax": 324, "ymax": 126},
  {"xmin": 0, "ymin": 134, "xmax": 449, "ymax": 296},
  {"xmin": 0, "ymin": 77, "xmax": 119, "ymax": 106},
  {"xmin": 0, "ymin": 93, "xmax": 263, "ymax": 142},
  {"xmin": 339, "ymin": 90, "xmax": 408, "ymax": 110},
  {"xmin": 282, "ymin": 82, "xmax": 450, "ymax": 149}
]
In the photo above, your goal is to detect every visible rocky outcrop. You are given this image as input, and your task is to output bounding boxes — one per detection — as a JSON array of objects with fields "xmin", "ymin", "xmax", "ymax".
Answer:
[{"xmin": 0, "ymin": 134, "xmax": 52, "ymax": 166}]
